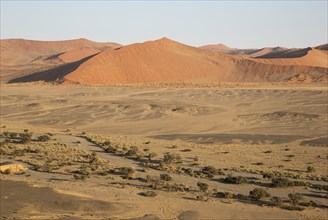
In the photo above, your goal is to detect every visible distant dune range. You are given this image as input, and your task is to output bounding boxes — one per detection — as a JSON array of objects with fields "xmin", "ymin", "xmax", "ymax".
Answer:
[
  {"xmin": 1, "ymin": 38, "xmax": 120, "ymax": 82},
  {"xmin": 1, "ymin": 38, "xmax": 327, "ymax": 84}
]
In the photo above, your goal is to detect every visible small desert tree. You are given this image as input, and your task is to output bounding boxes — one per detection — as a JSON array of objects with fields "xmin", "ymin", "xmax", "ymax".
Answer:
[
  {"xmin": 197, "ymin": 182, "xmax": 209, "ymax": 192},
  {"xmin": 288, "ymin": 193, "xmax": 303, "ymax": 206},
  {"xmin": 249, "ymin": 188, "xmax": 271, "ymax": 200}
]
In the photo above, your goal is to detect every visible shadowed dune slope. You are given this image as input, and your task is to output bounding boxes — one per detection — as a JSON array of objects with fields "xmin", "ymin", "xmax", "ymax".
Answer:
[
  {"xmin": 250, "ymin": 48, "xmax": 328, "ymax": 68},
  {"xmin": 0, "ymin": 38, "xmax": 120, "ymax": 65},
  {"xmin": 315, "ymin": 43, "xmax": 328, "ymax": 51},
  {"xmin": 0, "ymin": 38, "xmax": 121, "ymax": 82},
  {"xmin": 199, "ymin": 44, "xmax": 287, "ymax": 58},
  {"xmin": 63, "ymin": 38, "xmax": 327, "ymax": 84},
  {"xmin": 9, "ymin": 53, "xmax": 100, "ymax": 83},
  {"xmin": 200, "ymin": 43, "xmax": 328, "ymax": 68}
]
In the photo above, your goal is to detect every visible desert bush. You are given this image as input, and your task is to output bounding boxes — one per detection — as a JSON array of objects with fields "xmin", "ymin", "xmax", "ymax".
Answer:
[
  {"xmin": 160, "ymin": 173, "xmax": 172, "ymax": 181},
  {"xmin": 38, "ymin": 135, "xmax": 50, "ymax": 142},
  {"xmin": 183, "ymin": 167, "xmax": 194, "ymax": 175},
  {"xmin": 288, "ymin": 193, "xmax": 303, "ymax": 206},
  {"xmin": 307, "ymin": 166, "xmax": 315, "ymax": 173},
  {"xmin": 217, "ymin": 192, "xmax": 234, "ymax": 199},
  {"xmin": 262, "ymin": 172, "xmax": 274, "ymax": 179},
  {"xmin": 73, "ymin": 174, "xmax": 86, "ymax": 181},
  {"xmin": 271, "ymin": 178, "xmax": 293, "ymax": 187},
  {"xmin": 163, "ymin": 153, "xmax": 181, "ymax": 164},
  {"xmin": 126, "ymin": 146, "xmax": 139, "ymax": 157},
  {"xmin": 2, "ymin": 169, "xmax": 11, "ymax": 175},
  {"xmin": 102, "ymin": 140, "xmax": 111, "ymax": 147},
  {"xmin": 202, "ymin": 166, "xmax": 217, "ymax": 177},
  {"xmin": 224, "ymin": 174, "xmax": 247, "ymax": 184},
  {"xmin": 118, "ymin": 167, "xmax": 135, "ymax": 179},
  {"xmin": 197, "ymin": 182, "xmax": 209, "ymax": 192},
  {"xmin": 105, "ymin": 145, "xmax": 118, "ymax": 153},
  {"xmin": 19, "ymin": 132, "xmax": 32, "ymax": 144},
  {"xmin": 303, "ymin": 200, "xmax": 317, "ymax": 207},
  {"xmin": 270, "ymin": 196, "xmax": 283, "ymax": 207},
  {"xmin": 79, "ymin": 164, "xmax": 91, "ymax": 175},
  {"xmin": 249, "ymin": 188, "xmax": 271, "ymax": 200},
  {"xmin": 9, "ymin": 132, "xmax": 18, "ymax": 139},
  {"xmin": 89, "ymin": 152, "xmax": 100, "ymax": 165},
  {"xmin": 148, "ymin": 152, "xmax": 157, "ymax": 161},
  {"xmin": 141, "ymin": 190, "xmax": 157, "ymax": 197},
  {"xmin": 146, "ymin": 175, "xmax": 160, "ymax": 183},
  {"xmin": 35, "ymin": 161, "xmax": 52, "ymax": 172}
]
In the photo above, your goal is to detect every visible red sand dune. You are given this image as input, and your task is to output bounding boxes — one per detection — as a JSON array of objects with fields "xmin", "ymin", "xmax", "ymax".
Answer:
[
  {"xmin": 199, "ymin": 44, "xmax": 233, "ymax": 53},
  {"xmin": 63, "ymin": 38, "xmax": 327, "ymax": 84},
  {"xmin": 0, "ymin": 38, "xmax": 119, "ymax": 65},
  {"xmin": 199, "ymin": 44, "xmax": 287, "ymax": 58},
  {"xmin": 200, "ymin": 43, "xmax": 328, "ymax": 68},
  {"xmin": 249, "ymin": 48, "xmax": 328, "ymax": 68},
  {"xmin": 0, "ymin": 38, "xmax": 121, "ymax": 81}
]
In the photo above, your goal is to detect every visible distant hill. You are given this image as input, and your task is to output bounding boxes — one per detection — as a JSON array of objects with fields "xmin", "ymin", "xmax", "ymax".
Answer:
[
  {"xmin": 200, "ymin": 43, "xmax": 328, "ymax": 68},
  {"xmin": 0, "ymin": 38, "xmax": 121, "ymax": 82}
]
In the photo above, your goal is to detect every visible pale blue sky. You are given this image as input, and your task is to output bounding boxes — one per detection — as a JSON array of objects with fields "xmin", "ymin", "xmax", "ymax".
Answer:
[{"xmin": 1, "ymin": 1, "xmax": 327, "ymax": 48}]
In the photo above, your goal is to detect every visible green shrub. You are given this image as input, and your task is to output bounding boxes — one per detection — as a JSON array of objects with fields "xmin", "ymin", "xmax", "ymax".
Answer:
[
  {"xmin": 197, "ymin": 182, "xmax": 209, "ymax": 192},
  {"xmin": 271, "ymin": 178, "xmax": 293, "ymax": 187},
  {"xmin": 38, "ymin": 135, "xmax": 50, "ymax": 142},
  {"xmin": 105, "ymin": 145, "xmax": 118, "ymax": 153},
  {"xmin": 148, "ymin": 152, "xmax": 157, "ymax": 161},
  {"xmin": 118, "ymin": 167, "xmax": 135, "ymax": 179},
  {"xmin": 9, "ymin": 132, "xmax": 18, "ymax": 139},
  {"xmin": 249, "ymin": 188, "xmax": 271, "ymax": 200},
  {"xmin": 307, "ymin": 166, "xmax": 315, "ymax": 173},
  {"xmin": 146, "ymin": 175, "xmax": 160, "ymax": 183},
  {"xmin": 224, "ymin": 174, "xmax": 247, "ymax": 184},
  {"xmin": 73, "ymin": 174, "xmax": 86, "ymax": 181},
  {"xmin": 19, "ymin": 132, "xmax": 32, "ymax": 144},
  {"xmin": 202, "ymin": 166, "xmax": 217, "ymax": 177},
  {"xmin": 217, "ymin": 192, "xmax": 234, "ymax": 199},
  {"xmin": 2, "ymin": 169, "xmax": 11, "ymax": 175},
  {"xmin": 270, "ymin": 196, "xmax": 283, "ymax": 207},
  {"xmin": 163, "ymin": 153, "xmax": 181, "ymax": 164},
  {"xmin": 160, "ymin": 173, "xmax": 172, "ymax": 181},
  {"xmin": 126, "ymin": 146, "xmax": 139, "ymax": 156},
  {"xmin": 288, "ymin": 193, "xmax": 303, "ymax": 206}
]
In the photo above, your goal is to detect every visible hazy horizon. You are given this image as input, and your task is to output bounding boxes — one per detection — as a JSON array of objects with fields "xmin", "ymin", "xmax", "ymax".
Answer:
[{"xmin": 1, "ymin": 1, "xmax": 327, "ymax": 48}]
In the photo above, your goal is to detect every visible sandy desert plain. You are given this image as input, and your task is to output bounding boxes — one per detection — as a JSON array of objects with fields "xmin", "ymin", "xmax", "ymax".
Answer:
[{"xmin": 0, "ymin": 38, "xmax": 328, "ymax": 220}]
